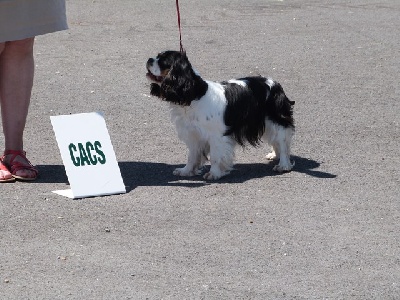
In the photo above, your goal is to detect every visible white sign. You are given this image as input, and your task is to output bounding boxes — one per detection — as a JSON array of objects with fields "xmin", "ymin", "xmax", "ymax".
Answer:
[{"xmin": 50, "ymin": 112, "xmax": 126, "ymax": 199}]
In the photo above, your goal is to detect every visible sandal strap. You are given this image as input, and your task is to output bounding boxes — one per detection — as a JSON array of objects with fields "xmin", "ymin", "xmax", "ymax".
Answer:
[
  {"xmin": 0, "ymin": 160, "xmax": 10, "ymax": 172},
  {"xmin": 2, "ymin": 150, "xmax": 38, "ymax": 176},
  {"xmin": 3, "ymin": 149, "xmax": 27, "ymax": 157}
]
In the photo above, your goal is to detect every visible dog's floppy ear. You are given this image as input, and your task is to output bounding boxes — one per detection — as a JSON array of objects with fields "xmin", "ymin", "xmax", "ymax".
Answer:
[
  {"xmin": 160, "ymin": 53, "xmax": 192, "ymax": 105},
  {"xmin": 160, "ymin": 53, "xmax": 206, "ymax": 106},
  {"xmin": 150, "ymin": 83, "xmax": 162, "ymax": 97}
]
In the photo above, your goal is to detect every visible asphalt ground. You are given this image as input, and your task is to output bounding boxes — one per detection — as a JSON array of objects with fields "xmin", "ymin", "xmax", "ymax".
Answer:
[{"xmin": 1, "ymin": 0, "xmax": 399, "ymax": 299}]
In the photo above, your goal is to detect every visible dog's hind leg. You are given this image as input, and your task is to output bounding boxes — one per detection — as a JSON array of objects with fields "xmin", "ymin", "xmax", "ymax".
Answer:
[
  {"xmin": 266, "ymin": 144, "xmax": 279, "ymax": 160},
  {"xmin": 272, "ymin": 126, "xmax": 294, "ymax": 172}
]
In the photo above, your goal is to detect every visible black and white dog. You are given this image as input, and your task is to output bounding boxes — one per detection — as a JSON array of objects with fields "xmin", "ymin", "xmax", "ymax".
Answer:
[{"xmin": 146, "ymin": 51, "xmax": 295, "ymax": 180}]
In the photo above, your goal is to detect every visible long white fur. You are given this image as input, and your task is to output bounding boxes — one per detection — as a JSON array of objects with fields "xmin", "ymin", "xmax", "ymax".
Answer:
[{"xmin": 170, "ymin": 80, "xmax": 294, "ymax": 180}]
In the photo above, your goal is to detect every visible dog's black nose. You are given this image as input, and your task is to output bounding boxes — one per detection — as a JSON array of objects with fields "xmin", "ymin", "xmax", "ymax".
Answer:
[{"xmin": 147, "ymin": 58, "xmax": 154, "ymax": 68}]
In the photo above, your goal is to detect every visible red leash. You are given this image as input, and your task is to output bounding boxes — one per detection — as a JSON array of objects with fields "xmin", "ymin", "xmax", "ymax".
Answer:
[{"xmin": 176, "ymin": 0, "xmax": 184, "ymax": 52}]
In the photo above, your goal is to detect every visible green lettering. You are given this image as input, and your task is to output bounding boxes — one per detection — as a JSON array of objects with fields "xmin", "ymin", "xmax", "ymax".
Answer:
[
  {"xmin": 86, "ymin": 142, "xmax": 98, "ymax": 165},
  {"xmin": 69, "ymin": 143, "xmax": 80, "ymax": 167},
  {"xmin": 94, "ymin": 141, "xmax": 106, "ymax": 164},
  {"xmin": 78, "ymin": 143, "xmax": 91, "ymax": 166}
]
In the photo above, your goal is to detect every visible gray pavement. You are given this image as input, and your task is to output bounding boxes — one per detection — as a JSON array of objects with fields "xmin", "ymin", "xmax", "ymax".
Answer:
[{"xmin": 1, "ymin": 0, "xmax": 399, "ymax": 299}]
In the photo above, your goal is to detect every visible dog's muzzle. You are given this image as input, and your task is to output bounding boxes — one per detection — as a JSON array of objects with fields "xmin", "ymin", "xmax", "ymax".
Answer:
[{"xmin": 146, "ymin": 58, "xmax": 155, "ymax": 69}]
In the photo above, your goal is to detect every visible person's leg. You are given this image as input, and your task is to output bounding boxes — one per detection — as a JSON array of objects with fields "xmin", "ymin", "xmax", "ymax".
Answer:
[
  {"xmin": 0, "ymin": 38, "xmax": 37, "ymax": 179},
  {"xmin": 0, "ymin": 41, "xmax": 14, "ymax": 182}
]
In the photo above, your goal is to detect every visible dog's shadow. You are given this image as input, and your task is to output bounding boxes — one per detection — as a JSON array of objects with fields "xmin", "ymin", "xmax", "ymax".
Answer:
[{"xmin": 36, "ymin": 156, "xmax": 336, "ymax": 192}]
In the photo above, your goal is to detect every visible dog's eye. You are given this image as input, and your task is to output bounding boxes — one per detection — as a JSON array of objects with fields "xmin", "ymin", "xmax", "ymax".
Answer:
[{"xmin": 159, "ymin": 60, "xmax": 171, "ymax": 70}]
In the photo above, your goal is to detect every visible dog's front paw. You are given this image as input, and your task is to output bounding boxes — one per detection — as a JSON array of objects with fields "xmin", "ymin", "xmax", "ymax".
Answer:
[
  {"xmin": 273, "ymin": 161, "xmax": 294, "ymax": 173},
  {"xmin": 203, "ymin": 172, "xmax": 222, "ymax": 181},
  {"xmin": 203, "ymin": 168, "xmax": 230, "ymax": 181},
  {"xmin": 173, "ymin": 167, "xmax": 201, "ymax": 177}
]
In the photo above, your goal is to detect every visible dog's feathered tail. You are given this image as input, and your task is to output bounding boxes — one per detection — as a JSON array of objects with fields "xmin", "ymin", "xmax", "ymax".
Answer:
[{"xmin": 266, "ymin": 82, "xmax": 295, "ymax": 128}]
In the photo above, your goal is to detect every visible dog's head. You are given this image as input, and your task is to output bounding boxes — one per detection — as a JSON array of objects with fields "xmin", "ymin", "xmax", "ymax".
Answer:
[
  {"xmin": 146, "ymin": 51, "xmax": 208, "ymax": 106},
  {"xmin": 146, "ymin": 51, "xmax": 184, "ymax": 84}
]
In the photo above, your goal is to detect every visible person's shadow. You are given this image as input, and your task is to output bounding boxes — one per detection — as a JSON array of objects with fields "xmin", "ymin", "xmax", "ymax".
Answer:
[{"xmin": 35, "ymin": 155, "xmax": 336, "ymax": 192}]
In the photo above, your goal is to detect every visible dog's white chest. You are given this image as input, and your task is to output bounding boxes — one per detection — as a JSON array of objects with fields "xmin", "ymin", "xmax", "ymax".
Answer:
[
  {"xmin": 170, "ymin": 81, "xmax": 227, "ymax": 139},
  {"xmin": 189, "ymin": 85, "xmax": 225, "ymax": 124}
]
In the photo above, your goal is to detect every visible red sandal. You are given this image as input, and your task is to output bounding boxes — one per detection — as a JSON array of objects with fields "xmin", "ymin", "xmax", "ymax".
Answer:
[
  {"xmin": 0, "ymin": 159, "xmax": 15, "ymax": 183},
  {"xmin": 1, "ymin": 150, "xmax": 38, "ymax": 181}
]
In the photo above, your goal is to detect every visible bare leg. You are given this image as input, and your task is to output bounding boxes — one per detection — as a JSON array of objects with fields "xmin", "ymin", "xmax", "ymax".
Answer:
[
  {"xmin": 0, "ymin": 42, "xmax": 13, "ymax": 181},
  {"xmin": 0, "ymin": 43, "xmax": 13, "ymax": 182},
  {"xmin": 0, "ymin": 38, "xmax": 37, "ymax": 179}
]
